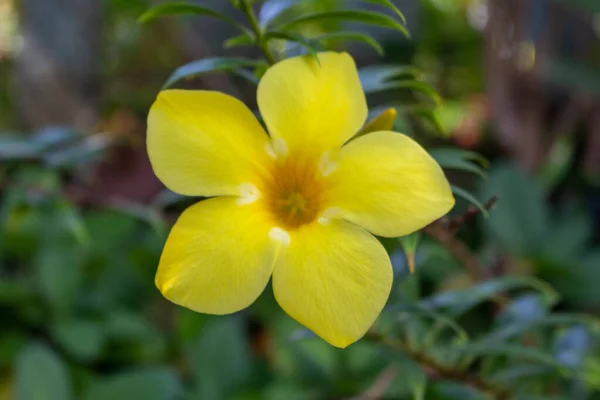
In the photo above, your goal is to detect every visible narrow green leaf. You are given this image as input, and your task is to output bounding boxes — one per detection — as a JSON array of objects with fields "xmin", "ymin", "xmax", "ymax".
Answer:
[
  {"xmin": 15, "ymin": 342, "xmax": 72, "ymax": 400},
  {"xmin": 381, "ymin": 79, "xmax": 442, "ymax": 105},
  {"xmin": 277, "ymin": 10, "xmax": 410, "ymax": 38},
  {"xmin": 232, "ymin": 69, "xmax": 261, "ymax": 85},
  {"xmin": 476, "ymin": 314, "xmax": 600, "ymax": 347},
  {"xmin": 138, "ymin": 2, "xmax": 251, "ymax": 35},
  {"xmin": 312, "ymin": 31, "xmax": 384, "ymax": 55},
  {"xmin": 406, "ymin": 106, "xmax": 445, "ymax": 136},
  {"xmin": 362, "ymin": 0, "xmax": 407, "ymax": 24},
  {"xmin": 429, "ymin": 148, "xmax": 489, "ymax": 179},
  {"xmin": 264, "ymin": 31, "xmax": 321, "ymax": 64},
  {"xmin": 163, "ymin": 57, "xmax": 266, "ymax": 88},
  {"xmin": 261, "ymin": 0, "xmax": 408, "ymax": 28},
  {"xmin": 419, "ymin": 276, "xmax": 559, "ymax": 317},
  {"xmin": 359, "ymin": 65, "xmax": 421, "ymax": 93},
  {"xmin": 488, "ymin": 365, "xmax": 554, "ymax": 384},
  {"xmin": 464, "ymin": 344, "xmax": 568, "ymax": 371},
  {"xmin": 223, "ymin": 32, "xmax": 255, "ymax": 49},
  {"xmin": 451, "ymin": 185, "xmax": 489, "ymax": 218}
]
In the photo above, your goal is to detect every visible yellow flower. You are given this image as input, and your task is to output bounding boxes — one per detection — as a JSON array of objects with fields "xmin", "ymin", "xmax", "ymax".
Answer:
[{"xmin": 147, "ymin": 52, "xmax": 454, "ymax": 348}]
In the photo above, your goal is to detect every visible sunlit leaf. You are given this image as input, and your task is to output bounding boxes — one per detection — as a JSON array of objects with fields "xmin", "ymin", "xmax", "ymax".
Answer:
[
  {"xmin": 138, "ymin": 2, "xmax": 251, "ymax": 35},
  {"xmin": 451, "ymin": 185, "xmax": 489, "ymax": 217},
  {"xmin": 276, "ymin": 10, "xmax": 409, "ymax": 38},
  {"xmin": 163, "ymin": 57, "xmax": 266, "ymax": 88}
]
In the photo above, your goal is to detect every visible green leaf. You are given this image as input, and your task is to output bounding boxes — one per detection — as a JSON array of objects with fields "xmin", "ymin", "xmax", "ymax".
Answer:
[
  {"xmin": 451, "ymin": 185, "xmax": 489, "ymax": 217},
  {"xmin": 429, "ymin": 148, "xmax": 489, "ymax": 179},
  {"xmin": 359, "ymin": 65, "xmax": 420, "ymax": 93},
  {"xmin": 56, "ymin": 199, "xmax": 91, "ymax": 246},
  {"xmin": 480, "ymin": 163, "xmax": 551, "ymax": 256},
  {"xmin": 138, "ymin": 2, "xmax": 251, "ymax": 35},
  {"xmin": 276, "ymin": 10, "xmax": 409, "ymax": 38},
  {"xmin": 488, "ymin": 365, "xmax": 554, "ymax": 385},
  {"xmin": 190, "ymin": 316, "xmax": 252, "ymax": 398},
  {"xmin": 406, "ymin": 106, "xmax": 445, "ymax": 135},
  {"xmin": 51, "ymin": 319, "xmax": 105, "ymax": 362},
  {"xmin": 35, "ymin": 242, "xmax": 85, "ymax": 316},
  {"xmin": 223, "ymin": 32, "xmax": 255, "ymax": 49},
  {"xmin": 261, "ymin": 0, "xmax": 407, "ymax": 28},
  {"xmin": 310, "ymin": 31, "xmax": 384, "ymax": 55},
  {"xmin": 265, "ymin": 31, "xmax": 321, "ymax": 64},
  {"xmin": 399, "ymin": 232, "xmax": 420, "ymax": 274},
  {"xmin": 463, "ymin": 344, "xmax": 568, "ymax": 371},
  {"xmin": 15, "ymin": 342, "xmax": 72, "ymax": 400},
  {"xmin": 379, "ymin": 80, "xmax": 442, "ymax": 105},
  {"xmin": 163, "ymin": 57, "xmax": 266, "ymax": 88},
  {"xmin": 419, "ymin": 276, "xmax": 558, "ymax": 317},
  {"xmin": 83, "ymin": 368, "xmax": 182, "ymax": 400},
  {"xmin": 362, "ymin": 0, "xmax": 407, "ymax": 24}
]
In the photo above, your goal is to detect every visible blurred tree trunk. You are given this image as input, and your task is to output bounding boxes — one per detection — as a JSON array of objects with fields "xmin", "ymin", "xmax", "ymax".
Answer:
[
  {"xmin": 14, "ymin": 0, "xmax": 102, "ymax": 130},
  {"xmin": 485, "ymin": 0, "xmax": 599, "ymax": 173}
]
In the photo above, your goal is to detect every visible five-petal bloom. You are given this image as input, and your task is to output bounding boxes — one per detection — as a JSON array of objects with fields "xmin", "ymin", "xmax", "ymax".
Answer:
[{"xmin": 147, "ymin": 52, "xmax": 454, "ymax": 348}]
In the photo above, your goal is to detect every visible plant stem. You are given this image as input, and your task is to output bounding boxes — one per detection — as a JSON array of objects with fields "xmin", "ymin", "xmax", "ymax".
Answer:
[
  {"xmin": 366, "ymin": 332, "xmax": 512, "ymax": 399},
  {"xmin": 239, "ymin": 0, "xmax": 277, "ymax": 65}
]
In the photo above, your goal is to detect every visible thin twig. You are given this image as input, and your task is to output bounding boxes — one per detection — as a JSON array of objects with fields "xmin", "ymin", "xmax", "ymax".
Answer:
[
  {"xmin": 447, "ymin": 196, "xmax": 499, "ymax": 234},
  {"xmin": 423, "ymin": 196, "xmax": 499, "ymax": 283},
  {"xmin": 352, "ymin": 365, "xmax": 398, "ymax": 400}
]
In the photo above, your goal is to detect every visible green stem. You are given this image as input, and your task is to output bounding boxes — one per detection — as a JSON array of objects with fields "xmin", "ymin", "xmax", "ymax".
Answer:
[
  {"xmin": 366, "ymin": 332, "xmax": 512, "ymax": 399},
  {"xmin": 239, "ymin": 0, "xmax": 277, "ymax": 65}
]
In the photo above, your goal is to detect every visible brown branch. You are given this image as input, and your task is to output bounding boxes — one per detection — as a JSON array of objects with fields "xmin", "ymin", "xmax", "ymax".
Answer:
[
  {"xmin": 423, "ymin": 196, "xmax": 499, "ymax": 283},
  {"xmin": 447, "ymin": 196, "xmax": 499, "ymax": 234},
  {"xmin": 352, "ymin": 365, "xmax": 398, "ymax": 400},
  {"xmin": 423, "ymin": 222, "xmax": 488, "ymax": 282},
  {"xmin": 423, "ymin": 195, "xmax": 507, "ymax": 309},
  {"xmin": 365, "ymin": 332, "xmax": 512, "ymax": 400}
]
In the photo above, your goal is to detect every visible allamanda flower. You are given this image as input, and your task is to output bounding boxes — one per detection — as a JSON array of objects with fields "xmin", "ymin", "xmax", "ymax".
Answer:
[{"xmin": 147, "ymin": 52, "xmax": 454, "ymax": 348}]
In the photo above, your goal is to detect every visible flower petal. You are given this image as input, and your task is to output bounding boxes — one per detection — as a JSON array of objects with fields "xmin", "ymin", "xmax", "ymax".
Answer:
[
  {"xmin": 272, "ymin": 220, "xmax": 392, "ymax": 348},
  {"xmin": 156, "ymin": 197, "xmax": 277, "ymax": 314},
  {"xmin": 328, "ymin": 131, "xmax": 454, "ymax": 237},
  {"xmin": 147, "ymin": 90, "xmax": 270, "ymax": 197},
  {"xmin": 257, "ymin": 52, "xmax": 367, "ymax": 156}
]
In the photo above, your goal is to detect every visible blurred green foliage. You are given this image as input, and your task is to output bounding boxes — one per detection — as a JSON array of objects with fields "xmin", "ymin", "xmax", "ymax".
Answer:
[{"xmin": 2, "ymin": 0, "xmax": 600, "ymax": 399}]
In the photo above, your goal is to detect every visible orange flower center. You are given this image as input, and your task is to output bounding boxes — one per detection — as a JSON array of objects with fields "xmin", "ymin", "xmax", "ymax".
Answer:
[{"xmin": 262, "ymin": 154, "xmax": 326, "ymax": 230}]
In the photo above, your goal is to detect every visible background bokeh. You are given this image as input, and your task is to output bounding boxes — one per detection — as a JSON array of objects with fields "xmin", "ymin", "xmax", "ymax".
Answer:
[{"xmin": 1, "ymin": 0, "xmax": 600, "ymax": 399}]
